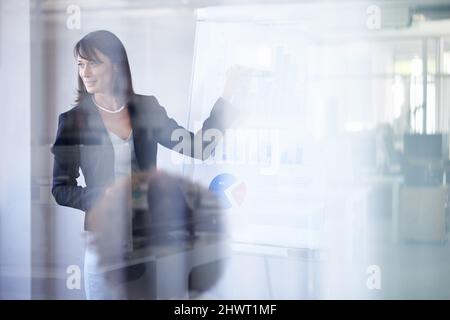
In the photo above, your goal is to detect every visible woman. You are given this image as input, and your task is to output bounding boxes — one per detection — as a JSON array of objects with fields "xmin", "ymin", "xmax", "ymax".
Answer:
[{"xmin": 51, "ymin": 30, "xmax": 238, "ymax": 299}]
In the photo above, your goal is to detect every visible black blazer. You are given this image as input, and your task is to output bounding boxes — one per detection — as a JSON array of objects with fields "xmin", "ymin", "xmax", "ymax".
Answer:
[{"xmin": 51, "ymin": 94, "xmax": 235, "ymax": 229}]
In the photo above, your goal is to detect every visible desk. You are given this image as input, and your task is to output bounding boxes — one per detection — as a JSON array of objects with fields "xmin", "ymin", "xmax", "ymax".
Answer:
[
  {"xmin": 360, "ymin": 175, "xmax": 403, "ymax": 243},
  {"xmin": 205, "ymin": 241, "xmax": 328, "ymax": 299}
]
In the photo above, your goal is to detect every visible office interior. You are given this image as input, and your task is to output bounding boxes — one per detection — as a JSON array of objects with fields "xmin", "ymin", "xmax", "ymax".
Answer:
[{"xmin": 2, "ymin": 0, "xmax": 450, "ymax": 299}]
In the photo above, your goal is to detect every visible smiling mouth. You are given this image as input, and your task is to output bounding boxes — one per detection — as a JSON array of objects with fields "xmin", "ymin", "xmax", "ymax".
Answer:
[{"xmin": 84, "ymin": 80, "xmax": 97, "ymax": 86}]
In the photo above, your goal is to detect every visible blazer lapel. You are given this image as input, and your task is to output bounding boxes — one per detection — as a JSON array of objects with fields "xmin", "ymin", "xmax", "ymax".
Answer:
[{"xmin": 129, "ymin": 96, "xmax": 149, "ymax": 171}]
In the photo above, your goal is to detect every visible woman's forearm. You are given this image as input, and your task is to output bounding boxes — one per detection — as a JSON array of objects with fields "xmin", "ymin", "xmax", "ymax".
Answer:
[{"xmin": 52, "ymin": 184, "xmax": 104, "ymax": 212}]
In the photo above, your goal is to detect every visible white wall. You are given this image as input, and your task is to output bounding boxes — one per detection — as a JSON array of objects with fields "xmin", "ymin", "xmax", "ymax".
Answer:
[{"xmin": 0, "ymin": 0, "xmax": 31, "ymax": 299}]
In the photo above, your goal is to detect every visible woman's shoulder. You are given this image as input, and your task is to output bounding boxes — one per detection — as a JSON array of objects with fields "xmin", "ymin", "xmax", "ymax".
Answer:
[
  {"xmin": 59, "ymin": 104, "xmax": 83, "ymax": 117},
  {"xmin": 59, "ymin": 94, "xmax": 95, "ymax": 119},
  {"xmin": 131, "ymin": 93, "xmax": 160, "ymax": 107},
  {"xmin": 130, "ymin": 94, "xmax": 166, "ymax": 118},
  {"xmin": 56, "ymin": 104, "xmax": 87, "ymax": 131}
]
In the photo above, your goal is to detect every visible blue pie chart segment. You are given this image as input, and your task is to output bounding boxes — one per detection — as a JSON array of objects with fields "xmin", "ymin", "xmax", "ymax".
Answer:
[{"xmin": 209, "ymin": 173, "xmax": 246, "ymax": 209}]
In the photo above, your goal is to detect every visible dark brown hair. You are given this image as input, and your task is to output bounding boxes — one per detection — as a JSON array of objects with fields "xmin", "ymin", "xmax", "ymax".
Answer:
[{"xmin": 73, "ymin": 30, "xmax": 134, "ymax": 104}]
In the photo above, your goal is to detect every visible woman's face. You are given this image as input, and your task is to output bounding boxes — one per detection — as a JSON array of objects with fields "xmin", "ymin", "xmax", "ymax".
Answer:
[{"xmin": 77, "ymin": 48, "xmax": 116, "ymax": 95}]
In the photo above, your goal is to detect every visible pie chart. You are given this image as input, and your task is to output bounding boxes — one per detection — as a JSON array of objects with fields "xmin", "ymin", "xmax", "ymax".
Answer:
[{"xmin": 208, "ymin": 173, "xmax": 246, "ymax": 209}]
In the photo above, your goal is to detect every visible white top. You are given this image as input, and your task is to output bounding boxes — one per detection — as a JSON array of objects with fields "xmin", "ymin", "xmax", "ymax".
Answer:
[
  {"xmin": 106, "ymin": 129, "xmax": 140, "ymax": 252},
  {"xmin": 107, "ymin": 129, "xmax": 146, "ymax": 210},
  {"xmin": 107, "ymin": 130, "xmax": 139, "ymax": 179}
]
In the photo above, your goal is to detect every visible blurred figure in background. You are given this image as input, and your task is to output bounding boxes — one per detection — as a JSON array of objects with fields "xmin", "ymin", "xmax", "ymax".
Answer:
[
  {"xmin": 376, "ymin": 123, "xmax": 401, "ymax": 174},
  {"xmin": 86, "ymin": 170, "xmax": 228, "ymax": 299}
]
